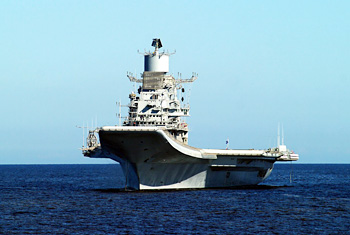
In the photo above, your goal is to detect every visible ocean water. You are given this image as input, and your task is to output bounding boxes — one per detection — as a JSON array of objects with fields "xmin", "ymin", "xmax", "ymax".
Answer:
[{"xmin": 1, "ymin": 164, "xmax": 350, "ymax": 234}]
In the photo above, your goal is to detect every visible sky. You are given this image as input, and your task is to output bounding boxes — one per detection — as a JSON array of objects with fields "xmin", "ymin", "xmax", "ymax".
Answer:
[{"xmin": 1, "ymin": 1, "xmax": 349, "ymax": 164}]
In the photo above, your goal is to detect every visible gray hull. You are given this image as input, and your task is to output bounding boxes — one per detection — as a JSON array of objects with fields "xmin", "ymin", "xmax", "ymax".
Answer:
[
  {"xmin": 81, "ymin": 39, "xmax": 299, "ymax": 190},
  {"xmin": 85, "ymin": 126, "xmax": 277, "ymax": 190}
]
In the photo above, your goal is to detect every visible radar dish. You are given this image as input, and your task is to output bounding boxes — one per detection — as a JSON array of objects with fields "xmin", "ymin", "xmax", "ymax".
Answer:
[{"xmin": 152, "ymin": 38, "xmax": 162, "ymax": 49}]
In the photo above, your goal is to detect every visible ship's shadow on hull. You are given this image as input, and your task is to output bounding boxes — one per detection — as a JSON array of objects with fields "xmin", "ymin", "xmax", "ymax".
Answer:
[{"xmin": 92, "ymin": 185, "xmax": 293, "ymax": 194}]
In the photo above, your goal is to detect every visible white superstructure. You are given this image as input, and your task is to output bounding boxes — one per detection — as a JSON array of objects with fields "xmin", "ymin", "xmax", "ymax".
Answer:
[{"xmin": 82, "ymin": 39, "xmax": 299, "ymax": 190}]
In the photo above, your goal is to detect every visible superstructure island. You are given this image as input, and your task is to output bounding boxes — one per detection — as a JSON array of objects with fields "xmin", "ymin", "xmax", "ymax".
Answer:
[{"xmin": 82, "ymin": 39, "xmax": 299, "ymax": 190}]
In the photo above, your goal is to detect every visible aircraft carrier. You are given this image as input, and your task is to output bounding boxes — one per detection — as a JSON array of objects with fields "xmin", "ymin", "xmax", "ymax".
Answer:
[{"xmin": 82, "ymin": 39, "xmax": 299, "ymax": 190}]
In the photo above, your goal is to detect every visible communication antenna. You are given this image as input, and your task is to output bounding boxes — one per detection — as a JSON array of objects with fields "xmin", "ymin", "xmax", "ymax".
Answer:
[
  {"xmin": 76, "ymin": 122, "xmax": 90, "ymax": 147},
  {"xmin": 116, "ymin": 99, "xmax": 122, "ymax": 126},
  {"xmin": 134, "ymin": 69, "xmax": 137, "ymax": 93},
  {"xmin": 277, "ymin": 123, "xmax": 280, "ymax": 146},
  {"xmin": 82, "ymin": 121, "xmax": 84, "ymax": 147},
  {"xmin": 95, "ymin": 115, "xmax": 97, "ymax": 129}
]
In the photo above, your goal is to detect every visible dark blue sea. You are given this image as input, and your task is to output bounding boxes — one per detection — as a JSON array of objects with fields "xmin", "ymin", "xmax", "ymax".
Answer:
[{"xmin": 1, "ymin": 164, "xmax": 350, "ymax": 234}]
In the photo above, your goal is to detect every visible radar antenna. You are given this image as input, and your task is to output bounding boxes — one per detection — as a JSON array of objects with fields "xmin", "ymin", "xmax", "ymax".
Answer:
[
  {"xmin": 127, "ymin": 72, "xmax": 142, "ymax": 83},
  {"xmin": 152, "ymin": 38, "xmax": 162, "ymax": 50},
  {"xmin": 176, "ymin": 72, "xmax": 198, "ymax": 84}
]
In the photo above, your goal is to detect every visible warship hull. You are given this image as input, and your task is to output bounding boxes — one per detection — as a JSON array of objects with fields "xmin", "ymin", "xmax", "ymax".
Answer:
[
  {"xmin": 84, "ymin": 126, "xmax": 294, "ymax": 190},
  {"xmin": 82, "ymin": 39, "xmax": 299, "ymax": 190}
]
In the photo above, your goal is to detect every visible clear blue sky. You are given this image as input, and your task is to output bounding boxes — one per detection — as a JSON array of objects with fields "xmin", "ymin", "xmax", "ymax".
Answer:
[{"xmin": 1, "ymin": 1, "xmax": 349, "ymax": 164}]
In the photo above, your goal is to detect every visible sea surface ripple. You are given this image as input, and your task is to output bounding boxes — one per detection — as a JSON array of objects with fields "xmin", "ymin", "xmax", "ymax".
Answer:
[{"xmin": 1, "ymin": 164, "xmax": 350, "ymax": 234}]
